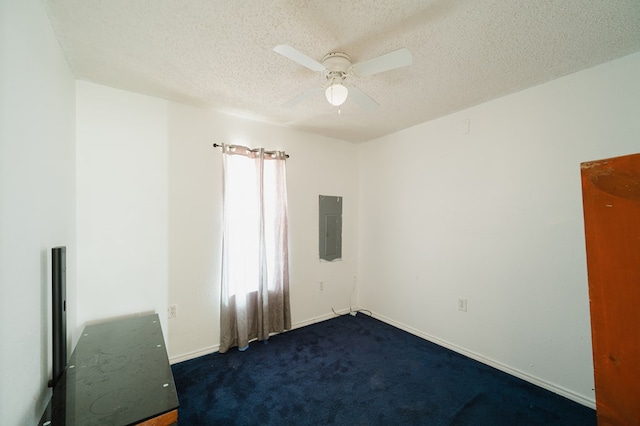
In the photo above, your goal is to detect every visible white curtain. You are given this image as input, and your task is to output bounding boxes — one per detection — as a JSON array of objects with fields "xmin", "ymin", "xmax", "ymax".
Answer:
[{"xmin": 219, "ymin": 144, "xmax": 291, "ymax": 353}]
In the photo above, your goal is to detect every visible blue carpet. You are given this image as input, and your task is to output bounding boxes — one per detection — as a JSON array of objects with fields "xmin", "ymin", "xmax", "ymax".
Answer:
[{"xmin": 171, "ymin": 314, "xmax": 596, "ymax": 425}]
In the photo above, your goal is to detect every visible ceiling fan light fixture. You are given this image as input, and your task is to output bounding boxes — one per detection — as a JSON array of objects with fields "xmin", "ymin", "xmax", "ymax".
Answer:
[{"xmin": 325, "ymin": 83, "xmax": 348, "ymax": 106}]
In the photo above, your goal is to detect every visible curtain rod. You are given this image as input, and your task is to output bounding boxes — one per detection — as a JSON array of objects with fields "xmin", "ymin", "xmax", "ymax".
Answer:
[{"xmin": 213, "ymin": 143, "xmax": 289, "ymax": 158}]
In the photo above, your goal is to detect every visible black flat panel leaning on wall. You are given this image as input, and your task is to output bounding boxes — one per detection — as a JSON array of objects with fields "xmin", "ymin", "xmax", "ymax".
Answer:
[{"xmin": 51, "ymin": 246, "xmax": 66, "ymax": 387}]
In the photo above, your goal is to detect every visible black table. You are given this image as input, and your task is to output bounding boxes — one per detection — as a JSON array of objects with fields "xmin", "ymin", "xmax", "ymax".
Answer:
[{"xmin": 39, "ymin": 313, "xmax": 179, "ymax": 425}]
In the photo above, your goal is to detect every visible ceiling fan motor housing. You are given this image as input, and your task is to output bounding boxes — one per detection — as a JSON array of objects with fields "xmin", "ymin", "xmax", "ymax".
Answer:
[{"xmin": 322, "ymin": 52, "xmax": 352, "ymax": 83}]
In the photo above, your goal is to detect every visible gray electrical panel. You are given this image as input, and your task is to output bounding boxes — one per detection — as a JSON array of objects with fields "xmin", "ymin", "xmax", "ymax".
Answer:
[{"xmin": 319, "ymin": 195, "xmax": 342, "ymax": 261}]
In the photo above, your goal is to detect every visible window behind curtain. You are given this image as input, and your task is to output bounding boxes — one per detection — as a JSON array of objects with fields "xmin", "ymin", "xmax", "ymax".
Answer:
[{"xmin": 219, "ymin": 145, "xmax": 291, "ymax": 353}]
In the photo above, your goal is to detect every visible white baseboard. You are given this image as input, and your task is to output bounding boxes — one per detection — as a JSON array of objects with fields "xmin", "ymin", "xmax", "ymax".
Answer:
[
  {"xmin": 170, "ymin": 345, "xmax": 219, "ymax": 365},
  {"xmin": 370, "ymin": 311, "xmax": 596, "ymax": 409},
  {"xmin": 291, "ymin": 308, "xmax": 351, "ymax": 329},
  {"xmin": 169, "ymin": 308, "xmax": 351, "ymax": 365}
]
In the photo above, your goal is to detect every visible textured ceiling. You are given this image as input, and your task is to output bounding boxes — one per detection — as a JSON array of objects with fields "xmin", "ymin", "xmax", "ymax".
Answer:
[{"xmin": 44, "ymin": 0, "xmax": 640, "ymax": 142}]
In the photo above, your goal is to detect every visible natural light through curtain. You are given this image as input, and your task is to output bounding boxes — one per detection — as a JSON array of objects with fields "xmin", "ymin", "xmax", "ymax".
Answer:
[{"xmin": 219, "ymin": 144, "xmax": 291, "ymax": 353}]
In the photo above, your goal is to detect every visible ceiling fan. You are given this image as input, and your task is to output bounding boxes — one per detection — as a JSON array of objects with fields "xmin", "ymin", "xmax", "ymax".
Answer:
[{"xmin": 273, "ymin": 45, "xmax": 413, "ymax": 112}]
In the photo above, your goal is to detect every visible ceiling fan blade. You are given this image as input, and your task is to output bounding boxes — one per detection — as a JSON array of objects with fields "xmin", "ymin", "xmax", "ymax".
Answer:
[
  {"xmin": 348, "ymin": 87, "xmax": 380, "ymax": 112},
  {"xmin": 273, "ymin": 45, "xmax": 326, "ymax": 72},
  {"xmin": 351, "ymin": 48, "xmax": 413, "ymax": 77},
  {"xmin": 282, "ymin": 87, "xmax": 322, "ymax": 108}
]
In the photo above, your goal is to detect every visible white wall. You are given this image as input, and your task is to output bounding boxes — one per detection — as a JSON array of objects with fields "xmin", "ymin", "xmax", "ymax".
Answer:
[
  {"xmin": 0, "ymin": 0, "xmax": 76, "ymax": 424},
  {"xmin": 358, "ymin": 51, "xmax": 640, "ymax": 407},
  {"xmin": 75, "ymin": 81, "xmax": 169, "ymax": 340},
  {"xmin": 75, "ymin": 82, "xmax": 359, "ymax": 362},
  {"xmin": 166, "ymin": 102, "xmax": 359, "ymax": 361}
]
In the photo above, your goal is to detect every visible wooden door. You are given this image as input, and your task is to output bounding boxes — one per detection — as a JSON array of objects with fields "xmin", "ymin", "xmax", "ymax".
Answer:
[{"xmin": 581, "ymin": 153, "xmax": 640, "ymax": 425}]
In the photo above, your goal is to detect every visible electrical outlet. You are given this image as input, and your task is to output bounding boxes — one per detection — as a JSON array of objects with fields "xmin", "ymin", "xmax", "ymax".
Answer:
[
  {"xmin": 458, "ymin": 298, "xmax": 467, "ymax": 312},
  {"xmin": 319, "ymin": 281, "xmax": 324, "ymax": 291},
  {"xmin": 168, "ymin": 304, "xmax": 177, "ymax": 319}
]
